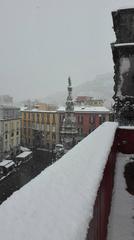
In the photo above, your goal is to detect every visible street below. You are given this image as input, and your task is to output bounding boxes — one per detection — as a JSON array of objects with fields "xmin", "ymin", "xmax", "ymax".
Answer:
[{"xmin": 0, "ymin": 150, "xmax": 52, "ymax": 205}]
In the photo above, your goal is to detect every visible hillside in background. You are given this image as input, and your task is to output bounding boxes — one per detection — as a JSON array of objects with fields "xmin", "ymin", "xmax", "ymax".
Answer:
[
  {"xmin": 17, "ymin": 73, "xmax": 114, "ymax": 109},
  {"xmin": 43, "ymin": 73, "xmax": 114, "ymax": 108}
]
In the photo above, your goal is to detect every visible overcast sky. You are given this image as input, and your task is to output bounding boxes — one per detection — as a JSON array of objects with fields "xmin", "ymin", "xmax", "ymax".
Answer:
[{"xmin": 0, "ymin": 0, "xmax": 133, "ymax": 101}]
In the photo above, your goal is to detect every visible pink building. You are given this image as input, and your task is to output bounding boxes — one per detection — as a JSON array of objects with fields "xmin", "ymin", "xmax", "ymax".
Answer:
[{"xmin": 58, "ymin": 106, "xmax": 110, "ymax": 142}]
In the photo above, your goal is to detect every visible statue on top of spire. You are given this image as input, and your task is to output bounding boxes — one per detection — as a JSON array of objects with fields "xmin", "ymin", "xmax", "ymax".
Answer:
[{"xmin": 68, "ymin": 76, "xmax": 71, "ymax": 87}]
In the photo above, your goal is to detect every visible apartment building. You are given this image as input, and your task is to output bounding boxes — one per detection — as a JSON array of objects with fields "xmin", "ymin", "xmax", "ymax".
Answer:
[
  {"xmin": 21, "ymin": 109, "xmax": 59, "ymax": 149},
  {"xmin": 0, "ymin": 106, "xmax": 20, "ymax": 160},
  {"xmin": 58, "ymin": 105, "xmax": 110, "ymax": 142}
]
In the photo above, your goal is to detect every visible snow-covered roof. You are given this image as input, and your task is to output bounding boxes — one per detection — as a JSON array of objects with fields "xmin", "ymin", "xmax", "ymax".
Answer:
[
  {"xmin": 20, "ymin": 106, "xmax": 28, "ymax": 111},
  {"xmin": 0, "ymin": 160, "xmax": 15, "ymax": 168},
  {"xmin": 21, "ymin": 106, "xmax": 110, "ymax": 113},
  {"xmin": 119, "ymin": 126, "xmax": 134, "ymax": 130},
  {"xmin": 20, "ymin": 146, "xmax": 31, "ymax": 152},
  {"xmin": 21, "ymin": 108, "xmax": 57, "ymax": 113},
  {"xmin": 0, "ymin": 122, "xmax": 118, "ymax": 240},
  {"xmin": 58, "ymin": 106, "xmax": 110, "ymax": 113},
  {"xmin": 16, "ymin": 151, "xmax": 32, "ymax": 158}
]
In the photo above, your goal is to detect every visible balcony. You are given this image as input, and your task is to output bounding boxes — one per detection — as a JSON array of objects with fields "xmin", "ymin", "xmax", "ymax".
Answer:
[{"xmin": 0, "ymin": 122, "xmax": 133, "ymax": 240}]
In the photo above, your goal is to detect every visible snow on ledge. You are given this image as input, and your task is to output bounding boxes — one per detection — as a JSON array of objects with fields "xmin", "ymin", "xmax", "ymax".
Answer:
[
  {"xmin": 112, "ymin": 6, "xmax": 134, "ymax": 12},
  {"xmin": 119, "ymin": 126, "xmax": 134, "ymax": 130},
  {"xmin": 0, "ymin": 122, "xmax": 118, "ymax": 240},
  {"xmin": 114, "ymin": 43, "xmax": 134, "ymax": 47}
]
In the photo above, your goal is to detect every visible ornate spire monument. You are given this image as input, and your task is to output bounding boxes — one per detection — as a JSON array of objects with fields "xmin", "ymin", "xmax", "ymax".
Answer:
[
  {"xmin": 60, "ymin": 77, "xmax": 78, "ymax": 149},
  {"xmin": 111, "ymin": 8, "xmax": 134, "ymax": 125}
]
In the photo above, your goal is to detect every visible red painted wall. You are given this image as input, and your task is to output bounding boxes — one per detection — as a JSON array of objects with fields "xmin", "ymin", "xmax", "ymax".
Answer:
[
  {"xmin": 83, "ymin": 114, "xmax": 89, "ymax": 134},
  {"xmin": 116, "ymin": 128, "xmax": 134, "ymax": 153},
  {"xmin": 86, "ymin": 137, "xmax": 117, "ymax": 240},
  {"xmin": 86, "ymin": 127, "xmax": 134, "ymax": 240}
]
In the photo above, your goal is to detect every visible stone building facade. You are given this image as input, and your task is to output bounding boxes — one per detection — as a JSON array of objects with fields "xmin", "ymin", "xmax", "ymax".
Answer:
[{"xmin": 111, "ymin": 8, "xmax": 134, "ymax": 124}]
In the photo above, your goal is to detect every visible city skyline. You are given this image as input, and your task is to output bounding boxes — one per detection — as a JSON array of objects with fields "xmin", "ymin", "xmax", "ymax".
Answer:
[{"xmin": 0, "ymin": 0, "xmax": 133, "ymax": 101}]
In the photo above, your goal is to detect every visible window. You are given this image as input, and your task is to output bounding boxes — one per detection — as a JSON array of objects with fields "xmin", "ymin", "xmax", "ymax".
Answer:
[
  {"xmin": 28, "ymin": 121, "xmax": 31, "ymax": 128},
  {"xmin": 28, "ymin": 112, "xmax": 30, "ymax": 120},
  {"xmin": 99, "ymin": 114, "xmax": 105, "ymax": 124},
  {"xmin": 37, "ymin": 113, "xmax": 40, "ymax": 122},
  {"xmin": 78, "ymin": 127, "xmax": 83, "ymax": 135},
  {"xmin": 16, "ymin": 137, "xmax": 19, "ymax": 145},
  {"xmin": 46, "ymin": 143, "xmax": 49, "ymax": 149},
  {"xmin": 32, "ymin": 113, "xmax": 35, "ymax": 122},
  {"xmin": 90, "ymin": 114, "xmax": 95, "ymax": 124},
  {"xmin": 11, "ymin": 132, "xmax": 14, "ymax": 137},
  {"xmin": 4, "ymin": 123, "xmax": 8, "ymax": 131},
  {"xmin": 52, "ymin": 114, "xmax": 55, "ymax": 124},
  {"xmin": 41, "ymin": 113, "xmax": 44, "ymax": 123},
  {"xmin": 46, "ymin": 133, "xmax": 50, "ymax": 141},
  {"xmin": 24, "ymin": 121, "xmax": 26, "ymax": 128},
  {"xmin": 46, "ymin": 124, "xmax": 50, "ymax": 132},
  {"xmin": 5, "ymin": 141, "xmax": 8, "ymax": 149},
  {"xmin": 52, "ymin": 133, "xmax": 56, "ymax": 140},
  {"xmin": 47, "ymin": 114, "xmax": 50, "ymax": 124},
  {"xmin": 17, "ymin": 121, "xmax": 19, "ymax": 126},
  {"xmin": 60, "ymin": 114, "xmax": 65, "ymax": 123},
  {"xmin": 52, "ymin": 126, "xmax": 56, "ymax": 132},
  {"xmin": 78, "ymin": 115, "xmax": 83, "ymax": 124},
  {"xmin": 24, "ymin": 112, "xmax": 26, "ymax": 119}
]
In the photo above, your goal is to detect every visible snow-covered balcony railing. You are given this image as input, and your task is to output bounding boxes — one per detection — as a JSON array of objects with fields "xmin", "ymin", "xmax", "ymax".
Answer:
[{"xmin": 0, "ymin": 122, "xmax": 118, "ymax": 240}]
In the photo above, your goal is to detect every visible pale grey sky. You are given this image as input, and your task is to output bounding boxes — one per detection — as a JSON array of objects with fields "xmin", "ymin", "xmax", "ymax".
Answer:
[{"xmin": 0, "ymin": 0, "xmax": 133, "ymax": 101}]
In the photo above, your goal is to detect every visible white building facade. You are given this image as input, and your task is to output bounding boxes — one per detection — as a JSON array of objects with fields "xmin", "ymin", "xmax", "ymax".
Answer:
[{"xmin": 0, "ymin": 106, "xmax": 20, "ymax": 160}]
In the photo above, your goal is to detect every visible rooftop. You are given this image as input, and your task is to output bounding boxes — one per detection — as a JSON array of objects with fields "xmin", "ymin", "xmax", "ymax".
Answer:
[
  {"xmin": 0, "ymin": 160, "xmax": 15, "ymax": 168},
  {"xmin": 58, "ymin": 106, "xmax": 110, "ymax": 113},
  {"xmin": 21, "ymin": 108, "xmax": 57, "ymax": 113},
  {"xmin": 16, "ymin": 151, "xmax": 32, "ymax": 158}
]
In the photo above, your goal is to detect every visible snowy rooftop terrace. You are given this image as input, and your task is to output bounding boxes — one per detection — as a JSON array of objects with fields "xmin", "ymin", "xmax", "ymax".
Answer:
[
  {"xmin": 58, "ymin": 106, "xmax": 110, "ymax": 113},
  {"xmin": 0, "ymin": 122, "xmax": 118, "ymax": 240},
  {"xmin": 20, "ymin": 106, "xmax": 110, "ymax": 113}
]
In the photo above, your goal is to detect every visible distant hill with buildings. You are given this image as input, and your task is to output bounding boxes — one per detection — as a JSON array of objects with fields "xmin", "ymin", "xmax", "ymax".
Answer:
[
  {"xmin": 43, "ymin": 72, "xmax": 114, "ymax": 108},
  {"xmin": 17, "ymin": 73, "xmax": 114, "ymax": 109}
]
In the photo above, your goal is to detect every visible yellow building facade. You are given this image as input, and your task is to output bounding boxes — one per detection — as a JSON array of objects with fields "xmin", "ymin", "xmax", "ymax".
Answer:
[{"xmin": 21, "ymin": 110, "xmax": 59, "ymax": 149}]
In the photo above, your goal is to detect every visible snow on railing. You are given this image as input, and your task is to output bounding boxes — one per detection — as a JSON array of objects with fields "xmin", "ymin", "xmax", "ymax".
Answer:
[{"xmin": 0, "ymin": 122, "xmax": 118, "ymax": 240}]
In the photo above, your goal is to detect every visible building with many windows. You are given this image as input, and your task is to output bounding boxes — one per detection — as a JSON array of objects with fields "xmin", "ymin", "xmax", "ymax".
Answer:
[
  {"xmin": 21, "ymin": 78, "xmax": 110, "ymax": 150},
  {"xmin": 21, "ymin": 109, "xmax": 59, "ymax": 149},
  {"xmin": 58, "ymin": 106, "xmax": 110, "ymax": 142},
  {"xmin": 0, "ymin": 106, "xmax": 20, "ymax": 160},
  {"xmin": 58, "ymin": 77, "xmax": 110, "ymax": 143},
  {"xmin": 74, "ymin": 96, "xmax": 104, "ymax": 106}
]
